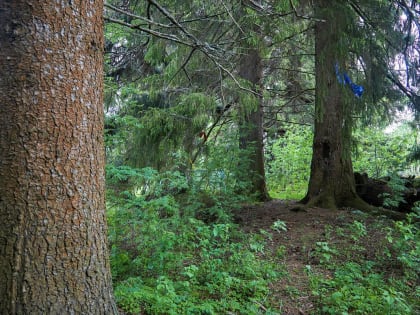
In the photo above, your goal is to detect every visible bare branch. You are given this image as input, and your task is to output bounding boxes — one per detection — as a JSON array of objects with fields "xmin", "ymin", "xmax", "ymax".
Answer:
[
  {"xmin": 220, "ymin": 1, "xmax": 245, "ymax": 35},
  {"xmin": 168, "ymin": 48, "xmax": 197, "ymax": 84},
  {"xmin": 105, "ymin": 3, "xmax": 172, "ymax": 29},
  {"xmin": 148, "ymin": 0, "xmax": 200, "ymax": 44},
  {"xmin": 105, "ymin": 1, "xmax": 263, "ymax": 97}
]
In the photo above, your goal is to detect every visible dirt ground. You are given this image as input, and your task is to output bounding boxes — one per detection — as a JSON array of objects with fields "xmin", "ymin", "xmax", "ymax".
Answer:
[{"xmin": 233, "ymin": 199, "xmax": 384, "ymax": 315}]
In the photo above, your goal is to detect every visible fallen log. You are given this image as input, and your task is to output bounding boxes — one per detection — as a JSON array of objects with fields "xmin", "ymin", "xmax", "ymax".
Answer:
[{"xmin": 354, "ymin": 172, "xmax": 420, "ymax": 213}]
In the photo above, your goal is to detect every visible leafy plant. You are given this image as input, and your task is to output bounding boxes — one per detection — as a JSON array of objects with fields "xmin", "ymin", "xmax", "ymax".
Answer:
[
  {"xmin": 271, "ymin": 220, "xmax": 288, "ymax": 233},
  {"xmin": 267, "ymin": 124, "xmax": 313, "ymax": 199},
  {"xmin": 385, "ymin": 212, "xmax": 420, "ymax": 278},
  {"xmin": 307, "ymin": 216, "xmax": 419, "ymax": 314},
  {"xmin": 307, "ymin": 262, "xmax": 412, "ymax": 315},
  {"xmin": 106, "ymin": 165, "xmax": 283, "ymax": 314},
  {"xmin": 380, "ymin": 174, "xmax": 408, "ymax": 209},
  {"xmin": 352, "ymin": 125, "xmax": 415, "ymax": 178},
  {"xmin": 313, "ymin": 241, "xmax": 338, "ymax": 265}
]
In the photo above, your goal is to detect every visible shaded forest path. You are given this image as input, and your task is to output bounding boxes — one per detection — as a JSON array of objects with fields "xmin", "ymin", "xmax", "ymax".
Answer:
[{"xmin": 233, "ymin": 199, "xmax": 374, "ymax": 314}]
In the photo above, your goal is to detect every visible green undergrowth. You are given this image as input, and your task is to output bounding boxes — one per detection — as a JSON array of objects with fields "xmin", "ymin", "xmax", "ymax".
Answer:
[
  {"xmin": 106, "ymin": 165, "xmax": 283, "ymax": 314},
  {"xmin": 306, "ymin": 210, "xmax": 420, "ymax": 315},
  {"xmin": 266, "ymin": 124, "xmax": 312, "ymax": 200},
  {"xmin": 106, "ymin": 164, "xmax": 419, "ymax": 314}
]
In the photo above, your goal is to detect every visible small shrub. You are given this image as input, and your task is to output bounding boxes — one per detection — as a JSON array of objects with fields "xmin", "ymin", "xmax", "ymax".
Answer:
[
  {"xmin": 380, "ymin": 174, "xmax": 408, "ymax": 209},
  {"xmin": 266, "ymin": 125, "xmax": 312, "ymax": 199},
  {"xmin": 307, "ymin": 216, "xmax": 419, "ymax": 314},
  {"xmin": 307, "ymin": 262, "xmax": 412, "ymax": 315},
  {"xmin": 107, "ymin": 165, "xmax": 283, "ymax": 314}
]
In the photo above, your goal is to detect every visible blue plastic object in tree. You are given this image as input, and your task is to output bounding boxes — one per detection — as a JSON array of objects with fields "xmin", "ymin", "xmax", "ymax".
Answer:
[{"xmin": 334, "ymin": 63, "xmax": 364, "ymax": 98}]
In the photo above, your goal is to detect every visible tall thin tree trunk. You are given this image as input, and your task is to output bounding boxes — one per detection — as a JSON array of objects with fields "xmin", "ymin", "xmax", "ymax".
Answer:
[
  {"xmin": 0, "ymin": 1, "xmax": 117, "ymax": 313},
  {"xmin": 301, "ymin": 0, "xmax": 369, "ymax": 210},
  {"xmin": 238, "ymin": 48, "xmax": 270, "ymax": 201}
]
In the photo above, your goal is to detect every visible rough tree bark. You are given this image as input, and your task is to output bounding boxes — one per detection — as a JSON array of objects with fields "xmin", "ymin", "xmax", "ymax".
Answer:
[
  {"xmin": 0, "ymin": 1, "xmax": 118, "ymax": 313},
  {"xmin": 300, "ymin": 0, "xmax": 371, "ymax": 210},
  {"xmin": 238, "ymin": 48, "xmax": 270, "ymax": 201}
]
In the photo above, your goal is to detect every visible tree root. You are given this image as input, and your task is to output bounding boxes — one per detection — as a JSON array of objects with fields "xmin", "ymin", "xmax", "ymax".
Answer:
[{"xmin": 299, "ymin": 194, "xmax": 408, "ymax": 221}]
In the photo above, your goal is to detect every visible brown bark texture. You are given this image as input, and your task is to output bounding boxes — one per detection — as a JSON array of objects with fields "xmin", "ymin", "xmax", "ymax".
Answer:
[
  {"xmin": 0, "ymin": 1, "xmax": 117, "ymax": 313},
  {"xmin": 238, "ymin": 48, "xmax": 270, "ymax": 201},
  {"xmin": 301, "ymin": 0, "xmax": 370, "ymax": 210}
]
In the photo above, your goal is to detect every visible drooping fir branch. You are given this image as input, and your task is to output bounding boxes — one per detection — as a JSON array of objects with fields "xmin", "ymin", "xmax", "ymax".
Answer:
[
  {"xmin": 394, "ymin": 0, "xmax": 419, "ymax": 85},
  {"xmin": 288, "ymin": 0, "xmax": 325, "ymax": 21},
  {"xmin": 105, "ymin": 2, "xmax": 223, "ymax": 56},
  {"xmin": 167, "ymin": 48, "xmax": 197, "ymax": 85},
  {"xmin": 189, "ymin": 97, "xmax": 239, "ymax": 165},
  {"xmin": 104, "ymin": 1, "xmax": 261, "ymax": 96},
  {"xmin": 348, "ymin": 0, "xmax": 419, "ymax": 113},
  {"xmin": 105, "ymin": 3, "xmax": 172, "ymax": 29},
  {"xmin": 104, "ymin": 16, "xmax": 190, "ymax": 46},
  {"xmin": 387, "ymin": 73, "xmax": 420, "ymax": 114}
]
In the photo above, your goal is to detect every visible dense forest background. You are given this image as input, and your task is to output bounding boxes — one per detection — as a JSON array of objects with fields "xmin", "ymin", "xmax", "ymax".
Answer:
[{"xmin": 103, "ymin": 1, "xmax": 419, "ymax": 314}]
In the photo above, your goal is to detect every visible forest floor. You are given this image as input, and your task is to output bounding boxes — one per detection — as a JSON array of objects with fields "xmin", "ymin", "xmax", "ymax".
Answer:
[{"xmin": 233, "ymin": 199, "xmax": 393, "ymax": 315}]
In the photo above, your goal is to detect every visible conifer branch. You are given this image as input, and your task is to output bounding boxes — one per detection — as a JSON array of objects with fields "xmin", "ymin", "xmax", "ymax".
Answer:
[
  {"xmin": 220, "ymin": 1, "xmax": 245, "ymax": 35},
  {"xmin": 289, "ymin": 0, "xmax": 324, "ymax": 22},
  {"xmin": 206, "ymin": 53, "xmax": 262, "ymax": 97},
  {"xmin": 103, "ymin": 16, "xmax": 191, "ymax": 46},
  {"xmin": 147, "ymin": 0, "xmax": 200, "ymax": 44},
  {"xmin": 104, "ymin": 3, "xmax": 172, "ymax": 29},
  {"xmin": 386, "ymin": 73, "xmax": 419, "ymax": 108},
  {"xmin": 105, "ymin": 1, "xmax": 265, "ymax": 97},
  {"xmin": 168, "ymin": 48, "xmax": 197, "ymax": 85}
]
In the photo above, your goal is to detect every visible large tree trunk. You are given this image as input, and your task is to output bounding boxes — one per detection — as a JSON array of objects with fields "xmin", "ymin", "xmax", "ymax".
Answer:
[
  {"xmin": 238, "ymin": 48, "xmax": 270, "ymax": 201},
  {"xmin": 301, "ymin": 0, "xmax": 370, "ymax": 210},
  {"xmin": 0, "ymin": 1, "xmax": 117, "ymax": 313}
]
